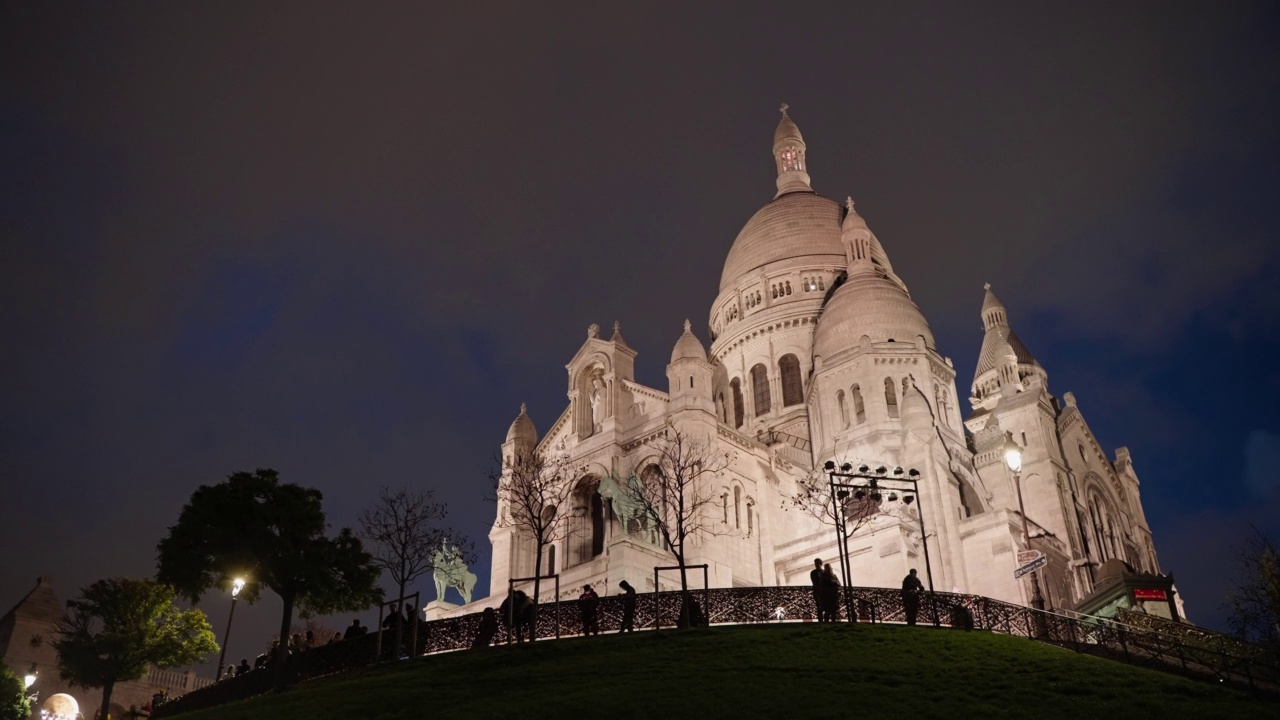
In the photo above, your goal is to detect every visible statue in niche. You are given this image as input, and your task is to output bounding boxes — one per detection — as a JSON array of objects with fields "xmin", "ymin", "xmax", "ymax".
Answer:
[{"xmin": 590, "ymin": 375, "xmax": 605, "ymax": 431}]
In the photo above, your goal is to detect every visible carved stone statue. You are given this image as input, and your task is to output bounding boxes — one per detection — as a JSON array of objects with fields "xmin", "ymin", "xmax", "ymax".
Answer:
[{"xmin": 590, "ymin": 376, "xmax": 604, "ymax": 430}]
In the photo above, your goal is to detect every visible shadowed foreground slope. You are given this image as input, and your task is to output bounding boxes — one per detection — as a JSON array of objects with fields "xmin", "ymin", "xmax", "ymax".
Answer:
[{"xmin": 173, "ymin": 624, "xmax": 1275, "ymax": 720}]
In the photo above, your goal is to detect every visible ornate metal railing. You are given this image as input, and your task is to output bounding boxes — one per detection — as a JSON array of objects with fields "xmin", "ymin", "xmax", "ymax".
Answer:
[{"xmin": 153, "ymin": 586, "xmax": 1280, "ymax": 717}]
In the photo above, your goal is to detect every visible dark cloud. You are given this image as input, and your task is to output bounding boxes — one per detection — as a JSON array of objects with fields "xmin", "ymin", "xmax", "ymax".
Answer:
[{"xmin": 2, "ymin": 1, "xmax": 1279, "ymax": 663}]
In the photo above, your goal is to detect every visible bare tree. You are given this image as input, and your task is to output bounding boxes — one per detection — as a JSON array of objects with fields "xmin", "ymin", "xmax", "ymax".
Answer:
[
  {"xmin": 1226, "ymin": 528, "xmax": 1280, "ymax": 649},
  {"xmin": 615, "ymin": 423, "xmax": 732, "ymax": 625},
  {"xmin": 358, "ymin": 487, "xmax": 469, "ymax": 605},
  {"xmin": 786, "ymin": 463, "xmax": 883, "ymax": 559},
  {"xmin": 491, "ymin": 444, "xmax": 581, "ymax": 625}
]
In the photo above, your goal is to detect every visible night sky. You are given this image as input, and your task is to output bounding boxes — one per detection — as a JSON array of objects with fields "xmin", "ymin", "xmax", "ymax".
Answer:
[{"xmin": 2, "ymin": 3, "xmax": 1278, "ymax": 672}]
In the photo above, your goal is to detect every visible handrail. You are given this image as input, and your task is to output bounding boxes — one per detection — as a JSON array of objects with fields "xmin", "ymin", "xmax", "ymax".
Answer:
[{"xmin": 152, "ymin": 585, "xmax": 1280, "ymax": 718}]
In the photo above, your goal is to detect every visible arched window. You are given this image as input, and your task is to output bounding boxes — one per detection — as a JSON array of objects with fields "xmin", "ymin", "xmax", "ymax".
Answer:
[
  {"xmin": 716, "ymin": 393, "xmax": 727, "ymax": 424},
  {"xmin": 730, "ymin": 378, "xmax": 745, "ymax": 429},
  {"xmin": 747, "ymin": 500, "xmax": 754, "ymax": 536},
  {"xmin": 722, "ymin": 493, "xmax": 729, "ymax": 524},
  {"xmin": 734, "ymin": 486, "xmax": 742, "ymax": 529},
  {"xmin": 885, "ymin": 377, "xmax": 899, "ymax": 418},
  {"xmin": 779, "ymin": 354, "xmax": 803, "ymax": 407},
  {"xmin": 751, "ymin": 364, "xmax": 771, "ymax": 416},
  {"xmin": 837, "ymin": 390, "xmax": 849, "ymax": 428},
  {"xmin": 851, "ymin": 384, "xmax": 866, "ymax": 424},
  {"xmin": 569, "ymin": 478, "xmax": 605, "ymax": 567},
  {"xmin": 547, "ymin": 544, "xmax": 557, "ymax": 575},
  {"xmin": 785, "ymin": 281, "xmax": 792, "ymax": 295}
]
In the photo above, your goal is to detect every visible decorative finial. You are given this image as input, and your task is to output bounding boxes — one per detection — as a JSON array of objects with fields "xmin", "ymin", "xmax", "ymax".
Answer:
[
  {"xmin": 613, "ymin": 320, "xmax": 621, "ymax": 336},
  {"xmin": 519, "ymin": 402, "xmax": 527, "ymax": 415},
  {"xmin": 587, "ymin": 323, "xmax": 600, "ymax": 339},
  {"xmin": 846, "ymin": 196, "xmax": 856, "ymax": 212},
  {"xmin": 983, "ymin": 282, "xmax": 991, "ymax": 291},
  {"xmin": 779, "ymin": 102, "xmax": 789, "ymax": 117},
  {"xmin": 683, "ymin": 318, "xmax": 692, "ymax": 333}
]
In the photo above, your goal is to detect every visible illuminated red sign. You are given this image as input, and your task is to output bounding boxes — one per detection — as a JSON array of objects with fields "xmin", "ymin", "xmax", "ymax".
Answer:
[{"xmin": 1133, "ymin": 589, "xmax": 1167, "ymax": 601}]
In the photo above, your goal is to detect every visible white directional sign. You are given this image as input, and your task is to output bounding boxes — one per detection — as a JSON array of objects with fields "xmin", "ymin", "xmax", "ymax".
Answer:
[
  {"xmin": 1016, "ymin": 549, "xmax": 1044, "ymax": 566},
  {"xmin": 1014, "ymin": 554, "xmax": 1048, "ymax": 579}
]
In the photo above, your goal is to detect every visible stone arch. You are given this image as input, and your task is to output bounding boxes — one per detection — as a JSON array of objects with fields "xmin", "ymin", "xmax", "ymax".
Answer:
[{"xmin": 567, "ymin": 475, "xmax": 605, "ymax": 567}]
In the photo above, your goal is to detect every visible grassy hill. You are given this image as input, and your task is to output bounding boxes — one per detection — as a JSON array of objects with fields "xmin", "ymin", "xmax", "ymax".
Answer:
[{"xmin": 173, "ymin": 623, "xmax": 1275, "ymax": 720}]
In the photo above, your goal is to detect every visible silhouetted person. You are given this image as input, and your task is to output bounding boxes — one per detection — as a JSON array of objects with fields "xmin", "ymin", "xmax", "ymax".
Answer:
[
  {"xmin": 330, "ymin": 632, "xmax": 342, "ymax": 644},
  {"xmin": 236, "ymin": 659, "xmax": 250, "ymax": 676},
  {"xmin": 810, "ymin": 558, "xmax": 825, "ymax": 621},
  {"xmin": 303, "ymin": 630, "xmax": 315, "ymax": 651},
  {"xmin": 383, "ymin": 603, "xmax": 402, "ymax": 629},
  {"xmin": 499, "ymin": 589, "xmax": 535, "ymax": 643},
  {"xmin": 902, "ymin": 568, "xmax": 925, "ymax": 626},
  {"xmin": 821, "ymin": 563, "xmax": 842, "ymax": 622},
  {"xmin": 579, "ymin": 584, "xmax": 600, "ymax": 636},
  {"xmin": 618, "ymin": 580, "xmax": 637, "ymax": 633},
  {"xmin": 472, "ymin": 607, "xmax": 499, "ymax": 649}
]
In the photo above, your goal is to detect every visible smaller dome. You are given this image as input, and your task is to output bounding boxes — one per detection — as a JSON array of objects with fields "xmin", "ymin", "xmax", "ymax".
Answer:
[
  {"xmin": 900, "ymin": 383, "xmax": 933, "ymax": 430},
  {"xmin": 506, "ymin": 403, "xmax": 537, "ymax": 446},
  {"xmin": 671, "ymin": 319, "xmax": 707, "ymax": 363},
  {"xmin": 813, "ymin": 275, "xmax": 936, "ymax": 360}
]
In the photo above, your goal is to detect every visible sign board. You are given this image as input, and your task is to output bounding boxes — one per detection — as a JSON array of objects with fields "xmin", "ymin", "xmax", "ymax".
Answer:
[
  {"xmin": 1133, "ymin": 588, "xmax": 1167, "ymax": 601},
  {"xmin": 1016, "ymin": 550, "xmax": 1044, "ymax": 566},
  {"xmin": 1014, "ymin": 555, "xmax": 1048, "ymax": 579}
]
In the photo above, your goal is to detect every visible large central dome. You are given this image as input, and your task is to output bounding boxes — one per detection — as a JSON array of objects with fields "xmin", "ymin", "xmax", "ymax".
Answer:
[{"xmin": 718, "ymin": 192, "xmax": 845, "ymax": 292}]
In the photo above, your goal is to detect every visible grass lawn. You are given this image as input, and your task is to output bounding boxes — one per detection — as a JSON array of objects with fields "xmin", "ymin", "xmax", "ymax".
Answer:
[{"xmin": 174, "ymin": 623, "xmax": 1276, "ymax": 719}]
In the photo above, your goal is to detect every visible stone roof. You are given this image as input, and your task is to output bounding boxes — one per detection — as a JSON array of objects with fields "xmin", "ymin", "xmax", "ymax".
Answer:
[
  {"xmin": 505, "ymin": 404, "xmax": 537, "ymax": 445},
  {"xmin": 670, "ymin": 319, "xmax": 707, "ymax": 363},
  {"xmin": 719, "ymin": 192, "xmax": 845, "ymax": 292},
  {"xmin": 973, "ymin": 326, "xmax": 1039, "ymax": 382},
  {"xmin": 813, "ymin": 274, "xmax": 936, "ymax": 359},
  {"xmin": 0, "ymin": 571, "xmax": 62, "ymax": 627}
]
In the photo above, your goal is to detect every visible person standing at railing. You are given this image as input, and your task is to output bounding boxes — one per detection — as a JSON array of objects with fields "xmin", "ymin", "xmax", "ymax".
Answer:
[
  {"xmin": 902, "ymin": 569, "xmax": 925, "ymax": 626},
  {"xmin": 579, "ymin": 585, "xmax": 600, "ymax": 636},
  {"xmin": 820, "ymin": 564, "xmax": 842, "ymax": 623},
  {"xmin": 810, "ymin": 559, "xmax": 826, "ymax": 622},
  {"xmin": 618, "ymin": 580, "xmax": 638, "ymax": 633}
]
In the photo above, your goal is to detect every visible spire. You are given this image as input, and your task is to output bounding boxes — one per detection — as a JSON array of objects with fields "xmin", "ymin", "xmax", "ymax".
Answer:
[
  {"xmin": 981, "ymin": 282, "xmax": 1007, "ymax": 331},
  {"xmin": 971, "ymin": 283, "xmax": 1045, "ymax": 396},
  {"xmin": 773, "ymin": 103, "xmax": 812, "ymax": 197}
]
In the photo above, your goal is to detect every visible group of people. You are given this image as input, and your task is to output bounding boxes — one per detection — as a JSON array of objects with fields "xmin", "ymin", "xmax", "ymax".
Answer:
[
  {"xmin": 809, "ymin": 559, "xmax": 843, "ymax": 622},
  {"xmin": 811, "ymin": 557, "xmax": 930, "ymax": 626}
]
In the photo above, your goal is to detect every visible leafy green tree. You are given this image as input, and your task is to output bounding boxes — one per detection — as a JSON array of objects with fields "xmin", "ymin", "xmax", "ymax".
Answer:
[
  {"xmin": 157, "ymin": 468, "xmax": 383, "ymax": 690},
  {"xmin": 53, "ymin": 578, "xmax": 217, "ymax": 720},
  {"xmin": 0, "ymin": 662, "xmax": 31, "ymax": 720}
]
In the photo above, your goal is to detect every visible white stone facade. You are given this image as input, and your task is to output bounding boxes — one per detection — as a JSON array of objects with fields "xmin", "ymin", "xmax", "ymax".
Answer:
[{"xmin": 463, "ymin": 107, "xmax": 1166, "ymax": 616}]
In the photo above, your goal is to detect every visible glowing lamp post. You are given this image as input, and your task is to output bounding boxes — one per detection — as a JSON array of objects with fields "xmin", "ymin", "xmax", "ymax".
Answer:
[
  {"xmin": 1004, "ymin": 435, "xmax": 1045, "ymax": 611},
  {"xmin": 215, "ymin": 577, "xmax": 246, "ymax": 681},
  {"xmin": 23, "ymin": 663, "xmax": 38, "ymax": 705}
]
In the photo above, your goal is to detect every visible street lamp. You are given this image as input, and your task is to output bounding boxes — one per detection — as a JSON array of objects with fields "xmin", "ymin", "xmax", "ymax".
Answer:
[
  {"xmin": 1004, "ymin": 434, "xmax": 1045, "ymax": 611},
  {"xmin": 215, "ymin": 577, "xmax": 247, "ymax": 681},
  {"xmin": 823, "ymin": 461, "xmax": 936, "ymax": 625},
  {"xmin": 23, "ymin": 662, "xmax": 38, "ymax": 706}
]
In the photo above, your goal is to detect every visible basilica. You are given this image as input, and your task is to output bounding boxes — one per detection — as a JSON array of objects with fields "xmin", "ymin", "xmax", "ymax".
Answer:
[{"xmin": 468, "ymin": 107, "xmax": 1172, "ymax": 619}]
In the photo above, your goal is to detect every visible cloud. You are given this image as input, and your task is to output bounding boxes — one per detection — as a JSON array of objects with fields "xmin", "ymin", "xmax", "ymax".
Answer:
[{"xmin": 1243, "ymin": 429, "xmax": 1280, "ymax": 497}]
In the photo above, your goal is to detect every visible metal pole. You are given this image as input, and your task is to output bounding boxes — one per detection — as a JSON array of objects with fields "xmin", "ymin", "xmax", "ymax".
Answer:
[
  {"xmin": 912, "ymin": 477, "xmax": 940, "ymax": 626},
  {"xmin": 828, "ymin": 473, "xmax": 853, "ymax": 622},
  {"xmin": 215, "ymin": 596, "xmax": 237, "ymax": 681},
  {"xmin": 1014, "ymin": 471, "xmax": 1045, "ymax": 611}
]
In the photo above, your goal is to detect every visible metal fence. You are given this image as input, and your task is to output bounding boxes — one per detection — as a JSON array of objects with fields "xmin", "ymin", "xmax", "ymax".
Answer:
[{"xmin": 152, "ymin": 585, "xmax": 1280, "ymax": 717}]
